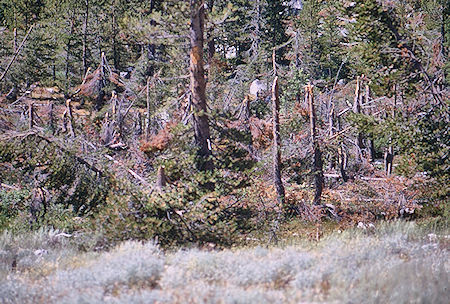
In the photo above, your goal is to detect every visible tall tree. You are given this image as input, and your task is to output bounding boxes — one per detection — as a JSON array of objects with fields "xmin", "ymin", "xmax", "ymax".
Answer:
[{"xmin": 190, "ymin": 0, "xmax": 213, "ymax": 171}]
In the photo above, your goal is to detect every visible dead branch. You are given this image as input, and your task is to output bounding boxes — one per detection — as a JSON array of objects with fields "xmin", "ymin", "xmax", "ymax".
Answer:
[{"xmin": 0, "ymin": 25, "xmax": 34, "ymax": 82}]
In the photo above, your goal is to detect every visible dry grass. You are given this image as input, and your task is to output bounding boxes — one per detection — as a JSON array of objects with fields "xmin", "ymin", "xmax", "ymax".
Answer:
[{"xmin": 0, "ymin": 221, "xmax": 448, "ymax": 304}]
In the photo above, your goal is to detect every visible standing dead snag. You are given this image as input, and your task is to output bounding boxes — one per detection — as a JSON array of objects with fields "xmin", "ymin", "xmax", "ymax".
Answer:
[
  {"xmin": 353, "ymin": 75, "xmax": 365, "ymax": 160},
  {"xmin": 272, "ymin": 76, "xmax": 285, "ymax": 206},
  {"xmin": 28, "ymin": 103, "xmax": 34, "ymax": 129},
  {"xmin": 385, "ymin": 146, "xmax": 394, "ymax": 175},
  {"xmin": 190, "ymin": 0, "xmax": 213, "ymax": 171},
  {"xmin": 306, "ymin": 84, "xmax": 324, "ymax": 205},
  {"xmin": 96, "ymin": 53, "xmax": 107, "ymax": 111},
  {"xmin": 365, "ymin": 83, "xmax": 376, "ymax": 162},
  {"xmin": 385, "ymin": 84, "xmax": 397, "ymax": 176},
  {"xmin": 66, "ymin": 99, "xmax": 75, "ymax": 137}
]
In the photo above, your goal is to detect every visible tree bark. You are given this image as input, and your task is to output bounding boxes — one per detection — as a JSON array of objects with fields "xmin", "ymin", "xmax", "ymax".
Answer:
[
  {"xmin": 306, "ymin": 84, "xmax": 324, "ymax": 205},
  {"xmin": 190, "ymin": 0, "xmax": 213, "ymax": 171},
  {"xmin": 272, "ymin": 76, "xmax": 285, "ymax": 205}
]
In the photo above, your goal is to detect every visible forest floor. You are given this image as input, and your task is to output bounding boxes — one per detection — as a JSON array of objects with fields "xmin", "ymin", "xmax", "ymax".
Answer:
[{"xmin": 1, "ymin": 219, "xmax": 448, "ymax": 304}]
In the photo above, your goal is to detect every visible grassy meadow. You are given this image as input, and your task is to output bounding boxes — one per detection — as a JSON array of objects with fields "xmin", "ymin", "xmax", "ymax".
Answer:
[{"xmin": 0, "ymin": 220, "xmax": 448, "ymax": 304}]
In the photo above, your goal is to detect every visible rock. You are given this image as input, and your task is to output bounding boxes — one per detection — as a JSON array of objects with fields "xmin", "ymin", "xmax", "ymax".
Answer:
[{"xmin": 249, "ymin": 79, "xmax": 267, "ymax": 98}]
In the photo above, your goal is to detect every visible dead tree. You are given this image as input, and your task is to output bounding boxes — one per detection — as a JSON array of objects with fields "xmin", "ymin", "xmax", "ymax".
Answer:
[
  {"xmin": 353, "ymin": 75, "xmax": 365, "ymax": 160},
  {"xmin": 13, "ymin": 28, "xmax": 17, "ymax": 53},
  {"xmin": 134, "ymin": 112, "xmax": 142, "ymax": 136},
  {"xmin": 49, "ymin": 103, "xmax": 55, "ymax": 134},
  {"xmin": 306, "ymin": 84, "xmax": 324, "ymax": 205},
  {"xmin": 0, "ymin": 25, "xmax": 34, "ymax": 83},
  {"xmin": 28, "ymin": 103, "xmax": 34, "ymax": 129},
  {"xmin": 190, "ymin": 0, "xmax": 213, "ymax": 171},
  {"xmin": 385, "ymin": 146, "xmax": 394, "ymax": 176},
  {"xmin": 327, "ymin": 101, "xmax": 337, "ymax": 170},
  {"xmin": 96, "ymin": 53, "xmax": 107, "ymax": 111},
  {"xmin": 272, "ymin": 76, "xmax": 285, "ymax": 205},
  {"xmin": 385, "ymin": 84, "xmax": 397, "ymax": 176},
  {"xmin": 66, "ymin": 99, "xmax": 75, "ymax": 137},
  {"xmin": 336, "ymin": 114, "xmax": 349, "ymax": 182},
  {"xmin": 82, "ymin": 0, "xmax": 89, "ymax": 75},
  {"xmin": 365, "ymin": 84, "xmax": 376, "ymax": 162}
]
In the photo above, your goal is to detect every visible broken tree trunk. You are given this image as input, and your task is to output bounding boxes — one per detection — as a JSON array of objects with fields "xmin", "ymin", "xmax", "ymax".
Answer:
[
  {"xmin": 272, "ymin": 76, "xmax": 285, "ymax": 206},
  {"xmin": 190, "ymin": 0, "xmax": 213, "ymax": 171},
  {"xmin": 306, "ymin": 84, "xmax": 324, "ymax": 205}
]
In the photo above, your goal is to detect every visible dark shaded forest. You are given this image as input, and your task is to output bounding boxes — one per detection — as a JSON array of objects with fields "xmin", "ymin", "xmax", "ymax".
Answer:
[{"xmin": 0, "ymin": 0, "xmax": 448, "ymax": 247}]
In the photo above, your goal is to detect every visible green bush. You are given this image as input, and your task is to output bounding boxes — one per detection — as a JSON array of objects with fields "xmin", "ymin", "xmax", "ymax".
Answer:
[{"xmin": 0, "ymin": 189, "xmax": 30, "ymax": 230}]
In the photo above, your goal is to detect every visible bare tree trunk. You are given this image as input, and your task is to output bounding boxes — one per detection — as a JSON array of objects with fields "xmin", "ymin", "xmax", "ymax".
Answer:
[
  {"xmin": 96, "ymin": 53, "xmax": 106, "ymax": 111},
  {"xmin": 328, "ymin": 101, "xmax": 336, "ymax": 170},
  {"xmin": 0, "ymin": 25, "xmax": 34, "ymax": 83},
  {"xmin": 306, "ymin": 84, "xmax": 324, "ymax": 205},
  {"xmin": 112, "ymin": 0, "xmax": 119, "ymax": 70},
  {"xmin": 13, "ymin": 28, "xmax": 17, "ymax": 53},
  {"xmin": 365, "ymin": 84, "xmax": 376, "ymax": 162},
  {"xmin": 134, "ymin": 111, "xmax": 142, "ymax": 137},
  {"xmin": 272, "ymin": 76, "xmax": 285, "ymax": 205},
  {"xmin": 28, "ymin": 103, "xmax": 34, "ymax": 129},
  {"xmin": 49, "ymin": 103, "xmax": 55, "ymax": 134},
  {"xmin": 385, "ymin": 146, "xmax": 394, "ymax": 176},
  {"xmin": 385, "ymin": 84, "xmax": 397, "ymax": 176},
  {"xmin": 353, "ymin": 75, "xmax": 365, "ymax": 159},
  {"xmin": 146, "ymin": 77, "xmax": 151, "ymax": 139},
  {"xmin": 82, "ymin": 0, "xmax": 89, "ymax": 75},
  {"xmin": 336, "ymin": 114, "xmax": 348, "ymax": 182},
  {"xmin": 65, "ymin": 12, "xmax": 75, "ymax": 90},
  {"xmin": 66, "ymin": 99, "xmax": 75, "ymax": 137},
  {"xmin": 190, "ymin": 0, "xmax": 213, "ymax": 171}
]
